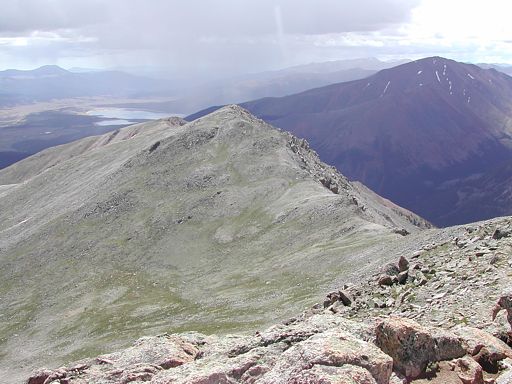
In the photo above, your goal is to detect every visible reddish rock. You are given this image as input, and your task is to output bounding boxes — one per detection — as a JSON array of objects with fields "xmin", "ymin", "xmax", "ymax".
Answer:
[
  {"xmin": 492, "ymin": 291, "xmax": 512, "ymax": 331},
  {"xmin": 26, "ymin": 367, "xmax": 68, "ymax": 384},
  {"xmin": 99, "ymin": 335, "xmax": 199, "ymax": 370},
  {"xmin": 378, "ymin": 275, "xmax": 394, "ymax": 286},
  {"xmin": 383, "ymin": 263, "xmax": 400, "ymax": 276},
  {"xmin": 289, "ymin": 364, "xmax": 378, "ymax": 384},
  {"xmin": 375, "ymin": 317, "xmax": 465, "ymax": 379},
  {"xmin": 118, "ymin": 365, "xmax": 160, "ymax": 383},
  {"xmin": 450, "ymin": 356, "xmax": 485, "ymax": 384},
  {"xmin": 323, "ymin": 290, "xmax": 353, "ymax": 308},
  {"xmin": 453, "ymin": 326, "xmax": 512, "ymax": 372},
  {"xmin": 240, "ymin": 365, "xmax": 270, "ymax": 384},
  {"xmin": 397, "ymin": 271, "xmax": 408, "ymax": 285},
  {"xmin": 26, "ymin": 369, "xmax": 54, "ymax": 384},
  {"xmin": 259, "ymin": 328, "xmax": 393, "ymax": 384},
  {"xmin": 398, "ymin": 256, "xmax": 409, "ymax": 272}
]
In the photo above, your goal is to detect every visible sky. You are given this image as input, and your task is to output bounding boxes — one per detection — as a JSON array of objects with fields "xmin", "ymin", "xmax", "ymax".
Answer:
[{"xmin": 1, "ymin": 0, "xmax": 511, "ymax": 79}]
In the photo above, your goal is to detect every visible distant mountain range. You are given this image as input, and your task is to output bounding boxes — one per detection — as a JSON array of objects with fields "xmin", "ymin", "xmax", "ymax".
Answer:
[
  {"xmin": 0, "ymin": 65, "xmax": 173, "ymax": 105},
  {"xmin": 478, "ymin": 63, "xmax": 512, "ymax": 77},
  {"xmin": 0, "ymin": 59, "xmax": 406, "ymax": 111},
  {"xmin": 189, "ymin": 57, "xmax": 512, "ymax": 226},
  {"xmin": 4, "ymin": 57, "xmax": 512, "ymax": 226},
  {"xmin": 151, "ymin": 58, "xmax": 406, "ymax": 113},
  {"xmin": 0, "ymin": 58, "xmax": 404, "ymax": 171}
]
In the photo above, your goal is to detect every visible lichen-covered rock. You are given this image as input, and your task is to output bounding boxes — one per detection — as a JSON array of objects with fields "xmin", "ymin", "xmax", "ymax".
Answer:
[
  {"xmin": 151, "ymin": 341, "xmax": 281, "ymax": 384},
  {"xmin": 492, "ymin": 227, "xmax": 511, "ymax": 240},
  {"xmin": 258, "ymin": 313, "xmax": 371, "ymax": 348},
  {"xmin": 26, "ymin": 367, "xmax": 68, "ymax": 384},
  {"xmin": 240, "ymin": 365, "xmax": 270, "ymax": 384},
  {"xmin": 449, "ymin": 356, "xmax": 484, "ymax": 384},
  {"xmin": 26, "ymin": 368, "xmax": 55, "ymax": 384},
  {"xmin": 397, "ymin": 271, "xmax": 408, "ymax": 285},
  {"xmin": 453, "ymin": 326, "xmax": 512, "ymax": 372},
  {"xmin": 323, "ymin": 290, "xmax": 352, "ymax": 308},
  {"xmin": 25, "ymin": 335, "xmax": 203, "ymax": 384},
  {"xmin": 99, "ymin": 334, "xmax": 200, "ymax": 369},
  {"xmin": 287, "ymin": 364, "xmax": 378, "ymax": 384},
  {"xmin": 492, "ymin": 291, "xmax": 512, "ymax": 332},
  {"xmin": 398, "ymin": 256, "xmax": 409, "ymax": 272},
  {"xmin": 259, "ymin": 328, "xmax": 393, "ymax": 384},
  {"xmin": 378, "ymin": 275, "xmax": 394, "ymax": 286},
  {"xmin": 152, "ymin": 315, "xmax": 377, "ymax": 384},
  {"xmin": 496, "ymin": 358, "xmax": 512, "ymax": 384},
  {"xmin": 384, "ymin": 263, "xmax": 400, "ymax": 277},
  {"xmin": 375, "ymin": 317, "xmax": 465, "ymax": 379},
  {"xmin": 115, "ymin": 364, "xmax": 162, "ymax": 383},
  {"xmin": 153, "ymin": 357, "xmax": 258, "ymax": 384}
]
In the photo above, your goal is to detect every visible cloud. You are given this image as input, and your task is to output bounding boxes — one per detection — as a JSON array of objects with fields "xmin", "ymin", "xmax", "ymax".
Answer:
[
  {"xmin": 0, "ymin": 0, "xmax": 107, "ymax": 34},
  {"xmin": 0, "ymin": 0, "xmax": 418, "ymax": 37},
  {"xmin": 0, "ymin": 0, "xmax": 422, "ymax": 76},
  {"xmin": 1, "ymin": 0, "xmax": 511, "ymax": 75},
  {"xmin": 70, "ymin": 0, "xmax": 418, "ymax": 56}
]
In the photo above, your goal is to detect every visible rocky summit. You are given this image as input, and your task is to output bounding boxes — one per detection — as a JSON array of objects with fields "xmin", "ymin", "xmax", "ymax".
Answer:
[
  {"xmin": 0, "ymin": 106, "xmax": 428, "ymax": 382},
  {"xmin": 26, "ymin": 216, "xmax": 512, "ymax": 383}
]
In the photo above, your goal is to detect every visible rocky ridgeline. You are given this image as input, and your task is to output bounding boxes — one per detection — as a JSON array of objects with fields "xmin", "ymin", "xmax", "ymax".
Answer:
[
  {"xmin": 288, "ymin": 135, "xmax": 350, "ymax": 196},
  {"xmin": 287, "ymin": 133, "xmax": 432, "ymax": 232},
  {"xmin": 26, "ymin": 217, "xmax": 512, "ymax": 383},
  {"xmin": 333, "ymin": 217, "xmax": 512, "ymax": 335}
]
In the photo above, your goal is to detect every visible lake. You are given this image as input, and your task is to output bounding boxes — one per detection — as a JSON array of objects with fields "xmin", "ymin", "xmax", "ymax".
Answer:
[
  {"xmin": 0, "ymin": 107, "xmax": 187, "ymax": 169},
  {"xmin": 86, "ymin": 108, "xmax": 184, "ymax": 125}
]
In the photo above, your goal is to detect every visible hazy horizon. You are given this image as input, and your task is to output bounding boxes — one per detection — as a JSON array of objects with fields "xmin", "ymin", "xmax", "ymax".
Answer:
[{"xmin": 2, "ymin": 0, "xmax": 511, "ymax": 81}]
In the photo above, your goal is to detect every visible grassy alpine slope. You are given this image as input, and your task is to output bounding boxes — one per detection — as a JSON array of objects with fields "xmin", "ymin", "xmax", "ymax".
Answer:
[{"xmin": 0, "ymin": 105, "xmax": 428, "ymax": 382}]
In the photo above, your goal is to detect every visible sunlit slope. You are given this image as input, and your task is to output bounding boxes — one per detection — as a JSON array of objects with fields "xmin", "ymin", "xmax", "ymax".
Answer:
[{"xmin": 0, "ymin": 105, "xmax": 428, "ymax": 381}]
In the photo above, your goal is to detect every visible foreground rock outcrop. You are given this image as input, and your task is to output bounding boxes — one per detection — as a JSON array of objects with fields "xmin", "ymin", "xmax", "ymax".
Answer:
[
  {"xmin": 27, "ymin": 312, "xmax": 512, "ymax": 384},
  {"xmin": 375, "ymin": 317, "xmax": 465, "ymax": 379},
  {"xmin": 26, "ymin": 216, "xmax": 512, "ymax": 383}
]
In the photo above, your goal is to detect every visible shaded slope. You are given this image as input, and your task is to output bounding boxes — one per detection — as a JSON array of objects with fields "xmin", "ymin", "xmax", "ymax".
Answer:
[
  {"xmin": 0, "ymin": 106, "xmax": 428, "ymax": 382},
  {"xmin": 143, "ymin": 68, "xmax": 378, "ymax": 116},
  {"xmin": 433, "ymin": 159, "xmax": 512, "ymax": 224},
  {"xmin": 189, "ymin": 57, "xmax": 512, "ymax": 226}
]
